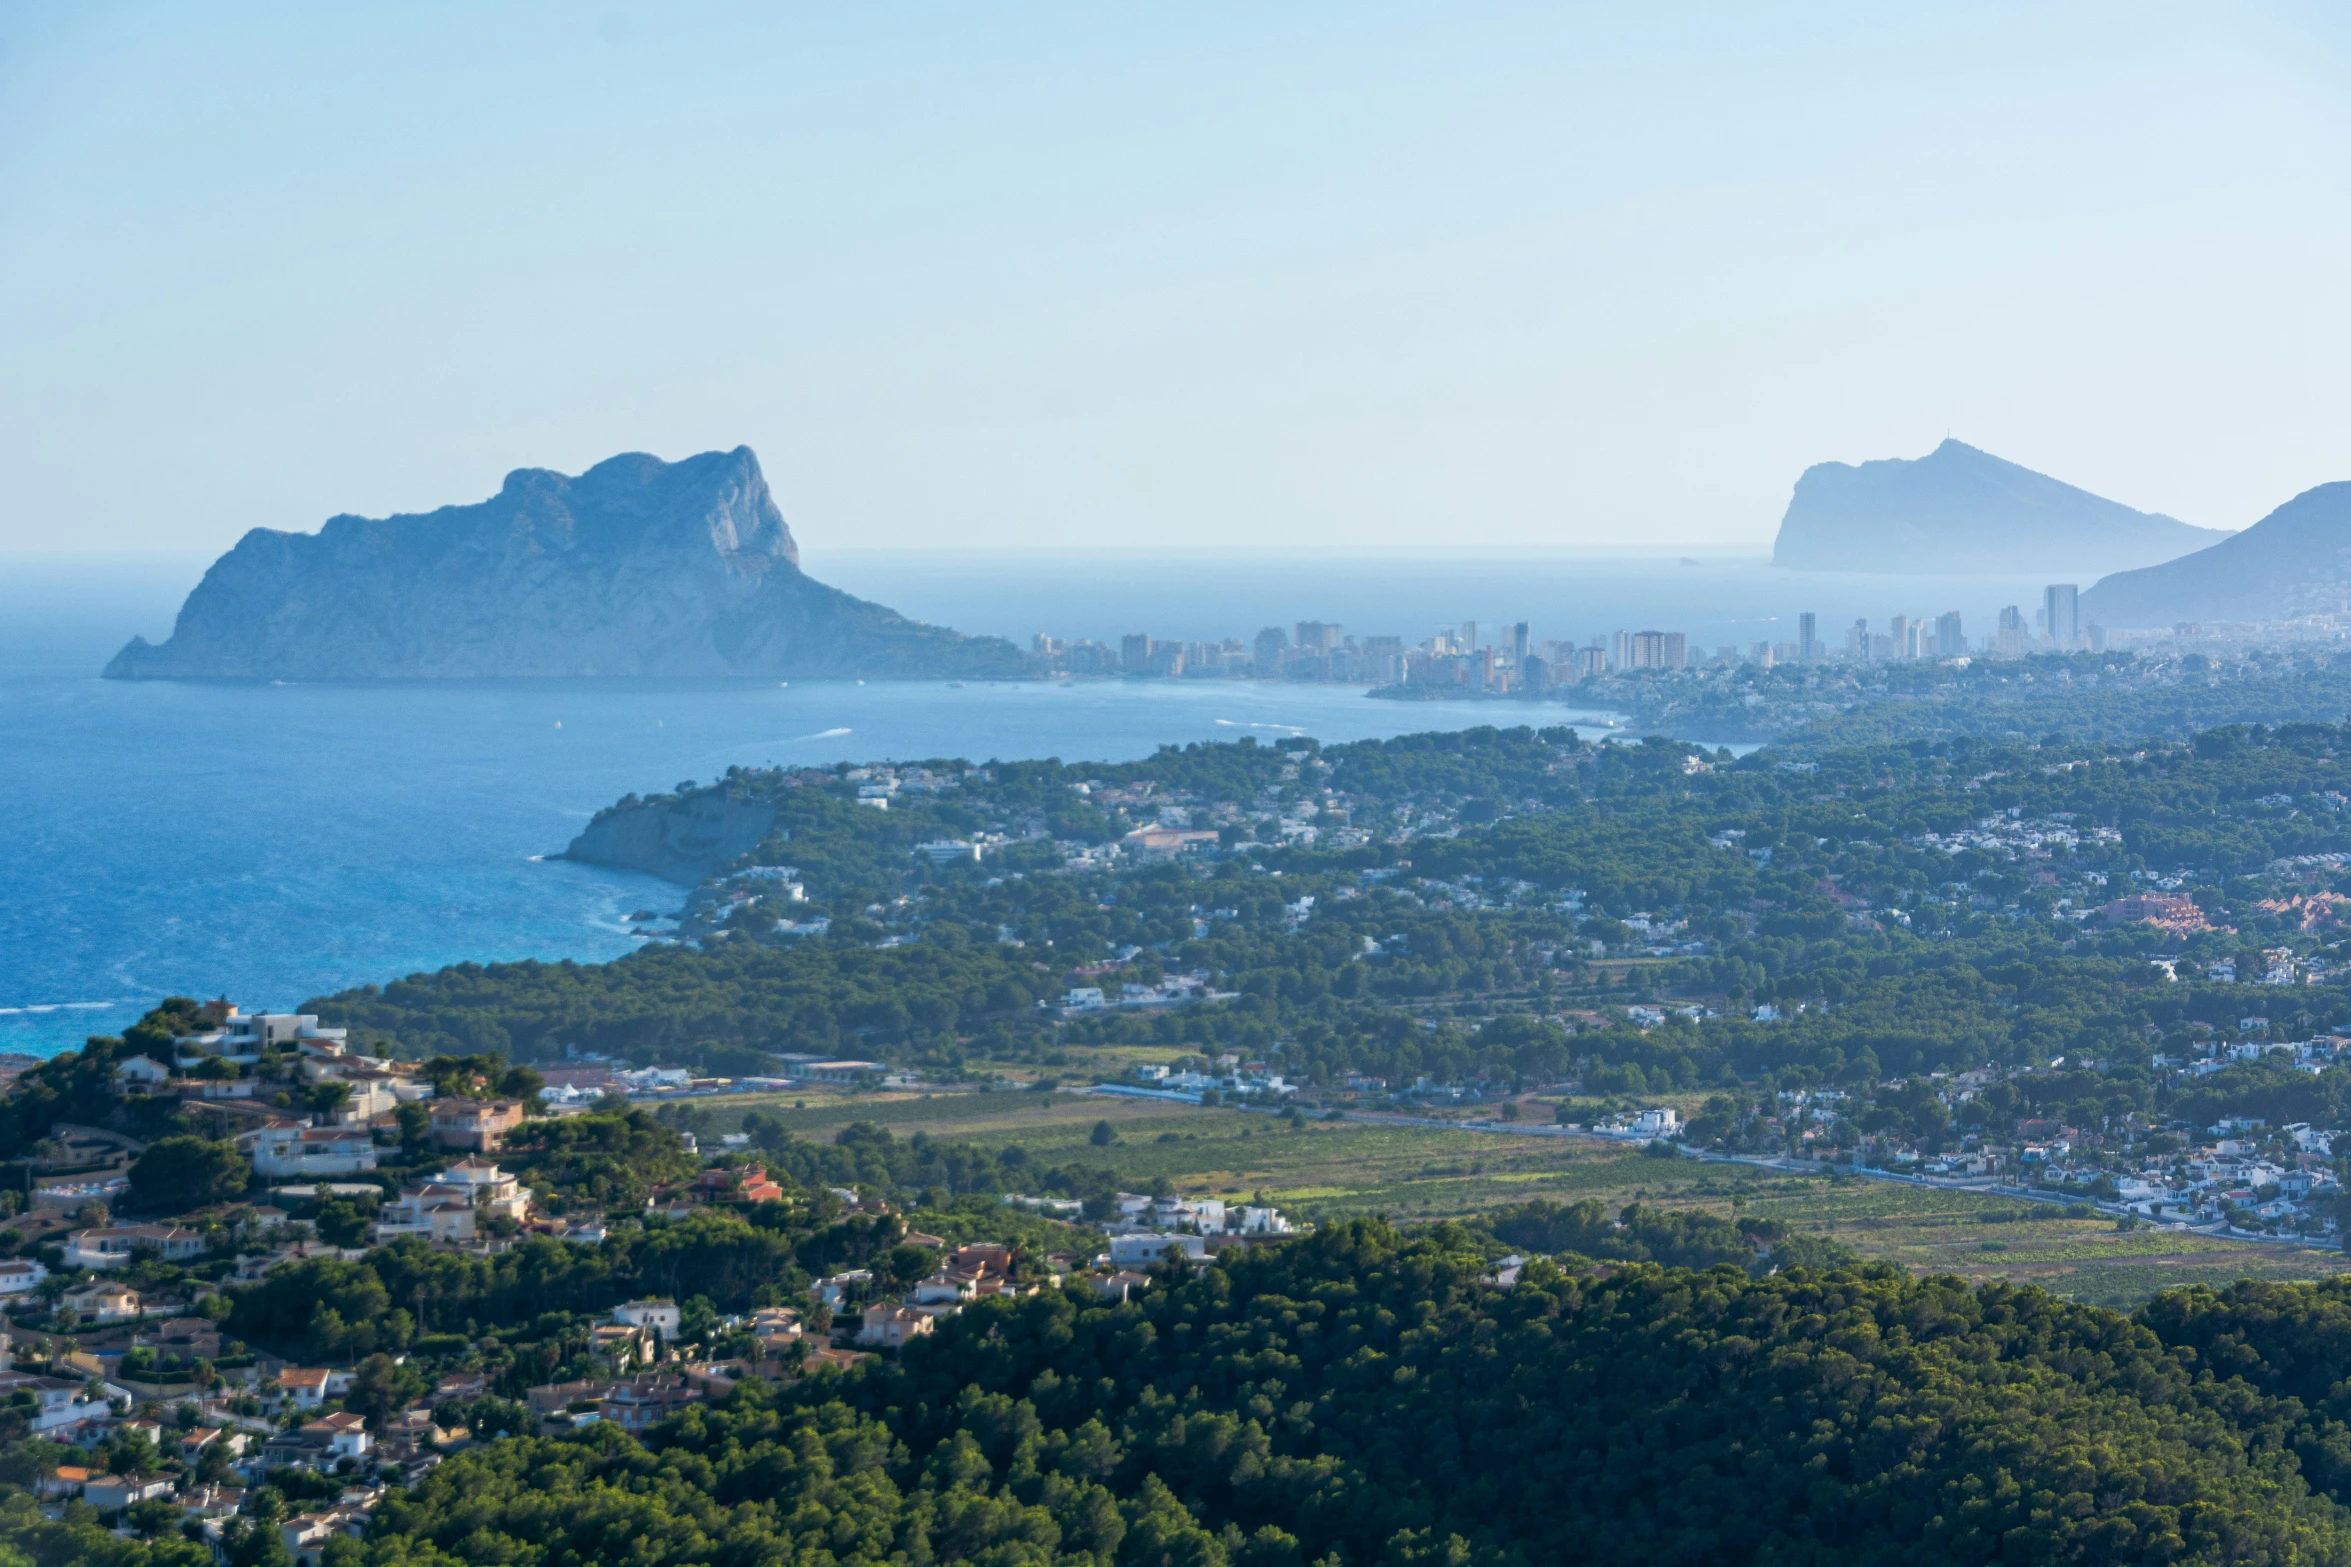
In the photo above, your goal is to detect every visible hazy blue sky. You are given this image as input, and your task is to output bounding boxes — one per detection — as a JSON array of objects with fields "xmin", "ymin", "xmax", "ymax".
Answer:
[{"xmin": 5, "ymin": 2, "xmax": 2350, "ymax": 556}]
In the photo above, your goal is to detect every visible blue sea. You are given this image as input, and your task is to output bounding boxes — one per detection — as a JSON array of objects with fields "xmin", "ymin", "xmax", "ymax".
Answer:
[{"xmin": 0, "ymin": 547, "xmax": 2064, "ymax": 1056}]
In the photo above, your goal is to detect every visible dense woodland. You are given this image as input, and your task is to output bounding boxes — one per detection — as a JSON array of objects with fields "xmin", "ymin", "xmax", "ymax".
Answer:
[{"xmin": 44, "ymin": 1224, "xmax": 2351, "ymax": 1567}]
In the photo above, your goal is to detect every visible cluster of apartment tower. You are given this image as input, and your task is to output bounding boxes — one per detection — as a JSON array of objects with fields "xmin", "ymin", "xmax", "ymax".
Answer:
[{"xmin": 1025, "ymin": 585, "xmax": 2097, "ymax": 691}]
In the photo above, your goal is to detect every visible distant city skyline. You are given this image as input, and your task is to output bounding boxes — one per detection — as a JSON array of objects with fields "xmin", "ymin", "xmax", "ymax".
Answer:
[
  {"xmin": 1030, "ymin": 581, "xmax": 2100, "ymax": 690},
  {"xmin": 8, "ymin": 5, "xmax": 2351, "ymax": 556}
]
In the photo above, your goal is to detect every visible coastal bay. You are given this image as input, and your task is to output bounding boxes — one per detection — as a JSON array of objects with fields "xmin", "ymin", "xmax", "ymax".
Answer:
[{"xmin": 0, "ymin": 671, "xmax": 1608, "ymax": 1054}]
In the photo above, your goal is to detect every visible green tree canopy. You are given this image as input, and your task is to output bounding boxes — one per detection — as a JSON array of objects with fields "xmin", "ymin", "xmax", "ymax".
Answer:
[{"xmin": 126, "ymin": 1135, "xmax": 249, "ymax": 1214}]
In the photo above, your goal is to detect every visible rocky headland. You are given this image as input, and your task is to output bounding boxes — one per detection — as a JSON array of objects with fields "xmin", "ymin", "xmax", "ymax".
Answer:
[
  {"xmin": 1771, "ymin": 439, "xmax": 2227, "ymax": 575},
  {"xmin": 561, "ymin": 787, "xmax": 779, "ymax": 885},
  {"xmin": 106, "ymin": 447, "xmax": 1031, "ymax": 680}
]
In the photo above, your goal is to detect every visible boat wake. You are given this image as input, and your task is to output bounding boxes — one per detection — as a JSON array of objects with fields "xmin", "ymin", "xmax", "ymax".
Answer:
[{"xmin": 694, "ymin": 727, "xmax": 852, "ymax": 764}]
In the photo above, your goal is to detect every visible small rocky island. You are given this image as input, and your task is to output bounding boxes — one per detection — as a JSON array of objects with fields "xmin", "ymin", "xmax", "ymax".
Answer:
[{"xmin": 106, "ymin": 446, "xmax": 1030, "ymax": 679}]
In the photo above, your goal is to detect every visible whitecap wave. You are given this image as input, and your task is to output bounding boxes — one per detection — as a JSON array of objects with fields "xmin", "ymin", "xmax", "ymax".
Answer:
[{"xmin": 0, "ymin": 1001, "xmax": 121, "ymax": 1016}]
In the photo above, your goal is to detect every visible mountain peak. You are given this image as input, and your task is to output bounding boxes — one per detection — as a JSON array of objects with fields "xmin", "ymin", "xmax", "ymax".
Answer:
[
  {"xmin": 1770, "ymin": 441, "xmax": 2226, "ymax": 575},
  {"xmin": 2083, "ymin": 479, "xmax": 2351, "ymax": 628}
]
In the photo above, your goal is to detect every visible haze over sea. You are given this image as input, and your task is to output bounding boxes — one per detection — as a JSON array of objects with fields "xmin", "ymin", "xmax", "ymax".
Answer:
[{"xmin": 0, "ymin": 548, "xmax": 2067, "ymax": 1057}]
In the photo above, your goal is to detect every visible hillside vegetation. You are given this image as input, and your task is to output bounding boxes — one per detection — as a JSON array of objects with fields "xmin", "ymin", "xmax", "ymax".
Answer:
[{"xmin": 164, "ymin": 1229, "xmax": 2351, "ymax": 1567}]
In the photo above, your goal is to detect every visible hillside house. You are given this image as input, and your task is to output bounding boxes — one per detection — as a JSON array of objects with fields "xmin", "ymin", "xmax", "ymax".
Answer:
[
  {"xmin": 431, "ymin": 1372, "xmax": 488, "ymax": 1403},
  {"xmin": 0, "ymin": 1373, "xmax": 110, "ymax": 1433},
  {"xmin": 598, "ymin": 1374, "xmax": 705, "ymax": 1433},
  {"xmin": 524, "ymin": 1378, "xmax": 606, "ymax": 1418},
  {"xmin": 174, "ymin": 1008, "xmax": 347, "ymax": 1060},
  {"xmin": 855, "ymin": 1303, "xmax": 934, "ymax": 1349},
  {"xmin": 378, "ymin": 1405, "xmax": 462, "ymax": 1459},
  {"xmin": 910, "ymin": 1271, "xmax": 981, "ymax": 1305},
  {"xmin": 372, "ymin": 1157, "xmax": 530, "ymax": 1243},
  {"xmin": 176, "ymin": 1482, "xmax": 246, "ymax": 1520},
  {"xmin": 951, "ymin": 1243, "xmax": 1012, "ymax": 1275},
  {"xmin": 692, "ymin": 1164, "xmax": 785, "ymax": 1204},
  {"xmin": 66, "ymin": 1224, "xmax": 204, "ymax": 1270},
  {"xmin": 110, "ymin": 1054, "xmax": 174, "ymax": 1093},
  {"xmin": 281, "ymin": 1507, "xmax": 371, "ymax": 1567},
  {"xmin": 84, "ymin": 1473, "xmax": 174, "ymax": 1510},
  {"xmin": 243, "ymin": 1125, "xmax": 378, "ymax": 1177},
  {"xmin": 1108, "ymin": 1232, "xmax": 1208, "ymax": 1267},
  {"xmin": 306, "ymin": 1410, "xmax": 372, "ymax": 1460},
  {"xmin": 589, "ymin": 1321, "xmax": 656, "ymax": 1369},
  {"xmin": 613, "ymin": 1298, "xmax": 681, "ymax": 1340},
  {"xmin": 276, "ymin": 1367, "xmax": 353, "ymax": 1409},
  {"xmin": 1094, "ymin": 1270, "xmax": 1152, "ymax": 1302},
  {"xmin": 319, "ymin": 1074, "xmax": 401, "ymax": 1124},
  {"xmin": 181, "ymin": 1426, "xmax": 248, "ymax": 1461},
  {"xmin": 61, "ymin": 1281, "xmax": 142, "ymax": 1322},
  {"xmin": 750, "ymin": 1307, "xmax": 804, "ymax": 1361},
  {"xmin": 136, "ymin": 1317, "xmax": 227, "ymax": 1361},
  {"xmin": 429, "ymin": 1098, "xmax": 526, "ymax": 1151},
  {"xmin": 811, "ymin": 1271, "xmax": 871, "ymax": 1311}
]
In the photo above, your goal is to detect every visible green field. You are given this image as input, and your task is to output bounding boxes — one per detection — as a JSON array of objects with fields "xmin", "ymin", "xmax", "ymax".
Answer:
[
  {"xmin": 747, "ymin": 1089, "xmax": 2351, "ymax": 1309},
  {"xmin": 1735, "ymin": 1177, "xmax": 2351, "ymax": 1307}
]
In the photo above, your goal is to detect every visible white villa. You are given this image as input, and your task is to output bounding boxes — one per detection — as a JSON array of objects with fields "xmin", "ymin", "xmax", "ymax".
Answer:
[
  {"xmin": 613, "ymin": 1298, "xmax": 682, "ymax": 1340},
  {"xmin": 64, "ymin": 1224, "xmax": 205, "ymax": 1269},
  {"xmin": 243, "ymin": 1125, "xmax": 379, "ymax": 1177},
  {"xmin": 371, "ymin": 1157, "xmax": 530, "ymax": 1244},
  {"xmin": 175, "ymin": 1007, "xmax": 348, "ymax": 1062}
]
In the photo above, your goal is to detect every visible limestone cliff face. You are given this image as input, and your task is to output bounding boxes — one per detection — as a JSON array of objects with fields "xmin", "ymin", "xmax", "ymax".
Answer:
[
  {"xmin": 106, "ymin": 447, "xmax": 1030, "ymax": 679},
  {"xmin": 562, "ymin": 791, "xmax": 778, "ymax": 885}
]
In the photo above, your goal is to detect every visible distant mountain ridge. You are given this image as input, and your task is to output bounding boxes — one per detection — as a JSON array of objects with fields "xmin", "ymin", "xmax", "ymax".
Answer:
[
  {"xmin": 2082, "ymin": 480, "xmax": 2351, "ymax": 629},
  {"xmin": 105, "ymin": 447, "xmax": 1030, "ymax": 680},
  {"xmin": 1770, "ymin": 439, "xmax": 2227, "ymax": 574}
]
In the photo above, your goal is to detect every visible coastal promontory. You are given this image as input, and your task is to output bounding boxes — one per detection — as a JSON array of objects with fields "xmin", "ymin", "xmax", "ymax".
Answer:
[
  {"xmin": 105, "ymin": 447, "xmax": 1031, "ymax": 679},
  {"xmin": 1770, "ymin": 438, "xmax": 2227, "ymax": 574}
]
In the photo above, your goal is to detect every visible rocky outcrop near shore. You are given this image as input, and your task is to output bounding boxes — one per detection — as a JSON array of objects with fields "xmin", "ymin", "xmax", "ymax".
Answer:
[{"xmin": 562, "ymin": 789, "xmax": 778, "ymax": 885}]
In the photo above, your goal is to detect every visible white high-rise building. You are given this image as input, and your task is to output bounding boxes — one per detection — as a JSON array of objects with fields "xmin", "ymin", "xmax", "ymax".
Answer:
[{"xmin": 2044, "ymin": 584, "xmax": 2079, "ymax": 651}]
